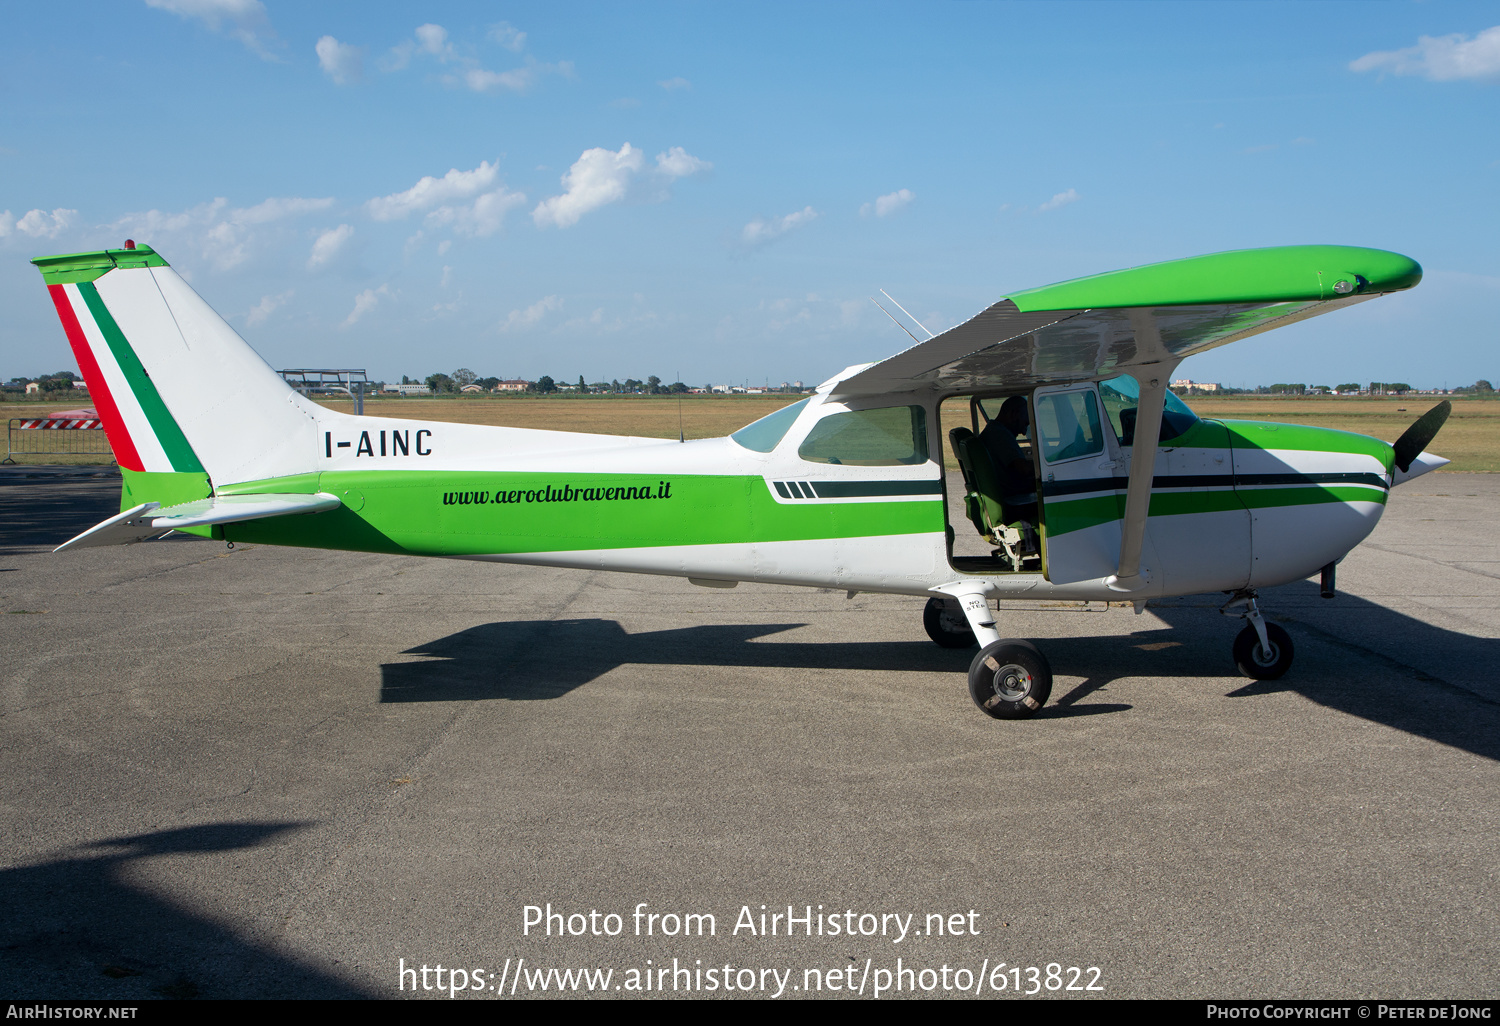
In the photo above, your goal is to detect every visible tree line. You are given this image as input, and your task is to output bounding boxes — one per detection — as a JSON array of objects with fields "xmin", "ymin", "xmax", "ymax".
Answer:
[{"xmin": 409, "ymin": 369, "xmax": 700, "ymax": 394}]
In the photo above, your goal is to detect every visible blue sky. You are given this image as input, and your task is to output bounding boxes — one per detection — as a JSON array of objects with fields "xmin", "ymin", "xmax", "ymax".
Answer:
[{"xmin": 2, "ymin": 1, "xmax": 1496, "ymax": 389}]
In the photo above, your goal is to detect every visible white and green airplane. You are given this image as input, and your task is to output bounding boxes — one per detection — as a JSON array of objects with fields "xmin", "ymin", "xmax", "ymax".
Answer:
[{"xmin": 34, "ymin": 242, "xmax": 1451, "ymax": 719}]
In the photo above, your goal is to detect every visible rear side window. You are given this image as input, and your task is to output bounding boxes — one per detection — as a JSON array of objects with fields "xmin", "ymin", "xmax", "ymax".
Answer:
[
  {"xmin": 1035, "ymin": 391, "xmax": 1105, "ymax": 463},
  {"xmin": 730, "ymin": 398, "xmax": 810, "ymax": 453},
  {"xmin": 798, "ymin": 405, "xmax": 928, "ymax": 466}
]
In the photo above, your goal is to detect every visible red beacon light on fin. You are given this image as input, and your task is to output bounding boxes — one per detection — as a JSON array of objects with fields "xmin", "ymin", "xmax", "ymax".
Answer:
[{"xmin": 123, "ymin": 239, "xmax": 136, "ymax": 250}]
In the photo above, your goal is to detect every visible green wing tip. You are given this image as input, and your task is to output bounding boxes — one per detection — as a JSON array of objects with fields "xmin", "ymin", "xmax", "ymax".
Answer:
[{"xmin": 1008, "ymin": 244, "xmax": 1423, "ymax": 312}]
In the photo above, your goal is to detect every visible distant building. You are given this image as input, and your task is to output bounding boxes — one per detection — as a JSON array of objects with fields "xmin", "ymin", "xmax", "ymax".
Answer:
[
  {"xmin": 1171, "ymin": 378, "xmax": 1220, "ymax": 392},
  {"xmin": 491, "ymin": 380, "xmax": 529, "ymax": 392},
  {"xmin": 25, "ymin": 382, "xmax": 39, "ymax": 394},
  {"xmin": 386, "ymin": 383, "xmax": 431, "ymax": 395},
  {"xmin": 460, "ymin": 384, "xmax": 485, "ymax": 393}
]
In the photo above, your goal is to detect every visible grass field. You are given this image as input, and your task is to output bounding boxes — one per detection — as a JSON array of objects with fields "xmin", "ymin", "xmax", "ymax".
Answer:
[{"xmin": 4, "ymin": 393, "xmax": 1493, "ymax": 471}]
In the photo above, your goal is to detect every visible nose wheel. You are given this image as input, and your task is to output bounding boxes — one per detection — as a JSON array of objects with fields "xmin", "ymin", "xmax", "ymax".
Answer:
[
  {"xmin": 1222, "ymin": 591, "xmax": 1295, "ymax": 680},
  {"xmin": 1233, "ymin": 623, "xmax": 1294, "ymax": 680}
]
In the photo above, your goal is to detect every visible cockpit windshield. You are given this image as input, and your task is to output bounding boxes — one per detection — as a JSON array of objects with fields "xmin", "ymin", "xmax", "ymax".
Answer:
[{"xmin": 1098, "ymin": 375, "xmax": 1199, "ymax": 445}]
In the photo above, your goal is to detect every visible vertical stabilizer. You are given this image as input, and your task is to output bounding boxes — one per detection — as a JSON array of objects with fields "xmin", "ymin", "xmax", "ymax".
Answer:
[{"xmin": 34, "ymin": 246, "xmax": 321, "ymax": 487}]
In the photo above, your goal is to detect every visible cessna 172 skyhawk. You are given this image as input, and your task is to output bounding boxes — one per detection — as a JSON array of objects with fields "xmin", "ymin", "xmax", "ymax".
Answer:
[{"xmin": 35, "ymin": 242, "xmax": 1451, "ymax": 719}]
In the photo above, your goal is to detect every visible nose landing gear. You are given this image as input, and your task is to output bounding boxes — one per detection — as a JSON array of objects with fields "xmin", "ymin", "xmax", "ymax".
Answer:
[{"xmin": 1221, "ymin": 591, "xmax": 1295, "ymax": 680}]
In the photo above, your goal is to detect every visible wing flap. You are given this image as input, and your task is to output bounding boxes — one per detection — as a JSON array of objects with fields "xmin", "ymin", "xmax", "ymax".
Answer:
[{"xmin": 55, "ymin": 492, "xmax": 342, "ymax": 551}]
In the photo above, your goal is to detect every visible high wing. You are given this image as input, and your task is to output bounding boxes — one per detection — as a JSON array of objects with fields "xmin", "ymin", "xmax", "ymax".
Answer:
[
  {"xmin": 55, "ymin": 492, "xmax": 341, "ymax": 551},
  {"xmin": 834, "ymin": 245, "xmax": 1422, "ymax": 397}
]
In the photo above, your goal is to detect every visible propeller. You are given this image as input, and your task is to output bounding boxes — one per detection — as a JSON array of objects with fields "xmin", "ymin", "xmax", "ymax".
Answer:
[{"xmin": 1391, "ymin": 400, "xmax": 1452, "ymax": 473}]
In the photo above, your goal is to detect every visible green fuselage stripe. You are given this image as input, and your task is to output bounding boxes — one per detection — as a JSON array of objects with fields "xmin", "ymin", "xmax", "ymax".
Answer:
[
  {"xmin": 225, "ymin": 471, "xmax": 945, "ymax": 555},
  {"xmin": 1042, "ymin": 482, "xmax": 1386, "ymax": 537},
  {"xmin": 77, "ymin": 281, "xmax": 204, "ymax": 474}
]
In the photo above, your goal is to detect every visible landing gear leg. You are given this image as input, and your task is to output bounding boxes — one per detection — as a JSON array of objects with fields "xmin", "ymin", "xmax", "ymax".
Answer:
[
  {"xmin": 1221, "ymin": 590, "xmax": 1294, "ymax": 680},
  {"xmin": 931, "ymin": 583, "xmax": 1053, "ymax": 719}
]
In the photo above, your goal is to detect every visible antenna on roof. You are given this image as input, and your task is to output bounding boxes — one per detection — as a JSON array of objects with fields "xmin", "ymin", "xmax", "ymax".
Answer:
[
  {"xmin": 869, "ymin": 297, "xmax": 921, "ymax": 344},
  {"xmin": 879, "ymin": 290, "xmax": 934, "ymax": 339}
]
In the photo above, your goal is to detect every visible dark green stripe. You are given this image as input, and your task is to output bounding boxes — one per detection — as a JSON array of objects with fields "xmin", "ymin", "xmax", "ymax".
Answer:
[
  {"xmin": 76, "ymin": 281, "xmax": 203, "ymax": 473},
  {"xmin": 811, "ymin": 479, "xmax": 943, "ymax": 498}
]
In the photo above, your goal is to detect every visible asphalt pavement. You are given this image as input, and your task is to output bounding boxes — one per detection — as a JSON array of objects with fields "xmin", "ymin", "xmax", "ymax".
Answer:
[{"xmin": 1, "ymin": 468, "xmax": 1496, "ymax": 1000}]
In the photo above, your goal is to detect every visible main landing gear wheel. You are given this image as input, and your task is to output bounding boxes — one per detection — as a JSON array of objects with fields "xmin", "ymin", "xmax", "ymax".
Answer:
[
  {"xmin": 1233, "ymin": 623, "xmax": 1294, "ymax": 680},
  {"xmin": 924, "ymin": 596, "xmax": 977, "ymax": 649},
  {"xmin": 968, "ymin": 640, "xmax": 1052, "ymax": 719}
]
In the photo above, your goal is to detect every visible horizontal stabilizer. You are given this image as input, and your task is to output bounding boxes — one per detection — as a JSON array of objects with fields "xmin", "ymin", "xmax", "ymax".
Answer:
[{"xmin": 55, "ymin": 492, "xmax": 341, "ymax": 552}]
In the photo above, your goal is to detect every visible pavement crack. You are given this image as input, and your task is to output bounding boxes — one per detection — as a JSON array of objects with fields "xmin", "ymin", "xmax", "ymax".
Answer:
[{"xmin": 1359, "ymin": 542, "xmax": 1500, "ymax": 582}]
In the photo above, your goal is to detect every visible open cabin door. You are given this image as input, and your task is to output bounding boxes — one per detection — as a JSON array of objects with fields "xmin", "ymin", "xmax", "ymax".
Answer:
[{"xmin": 1031, "ymin": 383, "xmax": 1132, "ymax": 587}]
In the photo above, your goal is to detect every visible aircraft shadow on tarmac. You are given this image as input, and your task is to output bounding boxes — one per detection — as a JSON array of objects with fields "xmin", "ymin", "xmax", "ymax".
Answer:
[
  {"xmin": 0, "ymin": 821, "xmax": 374, "ymax": 999},
  {"xmin": 0, "ymin": 478, "xmax": 121, "ymax": 555},
  {"xmin": 383, "ymin": 581, "xmax": 1500, "ymax": 760}
]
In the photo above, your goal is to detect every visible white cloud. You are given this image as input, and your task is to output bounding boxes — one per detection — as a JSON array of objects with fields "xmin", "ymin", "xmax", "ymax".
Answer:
[
  {"xmin": 1038, "ymin": 188, "xmax": 1079, "ymax": 212},
  {"xmin": 741, "ymin": 206, "xmax": 818, "ymax": 247},
  {"xmin": 342, "ymin": 285, "xmax": 389, "ymax": 329},
  {"xmin": 10, "ymin": 208, "xmax": 76, "ymax": 239},
  {"xmin": 1351, "ymin": 26, "xmax": 1500, "ymax": 81},
  {"xmin": 415, "ymin": 23, "xmax": 454, "ymax": 60},
  {"xmin": 458, "ymin": 57, "xmax": 569, "ymax": 94},
  {"xmin": 379, "ymin": 41, "xmax": 414, "ymax": 72},
  {"xmin": 530, "ymin": 143, "xmax": 707, "ymax": 228},
  {"xmin": 382, "ymin": 22, "xmax": 565, "ymax": 94},
  {"xmin": 533, "ymin": 143, "xmax": 644, "ymax": 228},
  {"xmin": 463, "ymin": 66, "xmax": 534, "ymax": 92},
  {"xmin": 307, "ymin": 224, "xmax": 353, "ymax": 269},
  {"xmin": 500, "ymin": 295, "xmax": 561, "ymax": 332},
  {"xmin": 655, "ymin": 146, "xmax": 711, "ymax": 178},
  {"xmin": 860, "ymin": 188, "xmax": 914, "ymax": 217},
  {"xmin": 366, "ymin": 161, "xmax": 501, "ymax": 220},
  {"xmin": 245, "ymin": 290, "xmax": 292, "ymax": 327},
  {"xmin": 489, "ymin": 22, "xmax": 526, "ymax": 52},
  {"xmin": 235, "ymin": 196, "xmax": 334, "ymax": 223},
  {"xmin": 425, "ymin": 187, "xmax": 527, "ymax": 237},
  {"xmin": 144, "ymin": 0, "xmax": 278, "ymax": 60},
  {"xmin": 316, "ymin": 35, "xmax": 363, "ymax": 84},
  {"xmin": 659, "ymin": 77, "xmax": 691, "ymax": 91},
  {"xmin": 111, "ymin": 195, "xmax": 333, "ymax": 270}
]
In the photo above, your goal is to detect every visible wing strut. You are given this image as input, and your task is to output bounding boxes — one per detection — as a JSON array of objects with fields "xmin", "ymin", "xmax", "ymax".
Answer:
[{"xmin": 1106, "ymin": 312, "xmax": 1179, "ymax": 592}]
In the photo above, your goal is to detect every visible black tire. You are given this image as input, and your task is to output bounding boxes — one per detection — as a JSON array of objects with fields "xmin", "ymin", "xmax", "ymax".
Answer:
[
  {"xmin": 1233, "ymin": 623, "xmax": 1294, "ymax": 680},
  {"xmin": 968, "ymin": 640, "xmax": 1052, "ymax": 719},
  {"xmin": 924, "ymin": 597, "xmax": 977, "ymax": 649}
]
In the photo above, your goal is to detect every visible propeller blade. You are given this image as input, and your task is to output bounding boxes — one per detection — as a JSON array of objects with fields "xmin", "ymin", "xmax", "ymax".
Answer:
[{"xmin": 1392, "ymin": 400, "xmax": 1452, "ymax": 473}]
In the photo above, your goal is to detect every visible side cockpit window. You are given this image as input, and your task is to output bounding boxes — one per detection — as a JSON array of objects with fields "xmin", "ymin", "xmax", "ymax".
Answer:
[
  {"xmin": 798, "ymin": 405, "xmax": 928, "ymax": 466},
  {"xmin": 1035, "ymin": 391, "xmax": 1105, "ymax": 464}
]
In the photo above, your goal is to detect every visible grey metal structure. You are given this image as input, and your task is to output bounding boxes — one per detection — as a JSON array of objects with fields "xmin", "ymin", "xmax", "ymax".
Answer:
[{"xmin": 277, "ymin": 369, "xmax": 370, "ymax": 414}]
